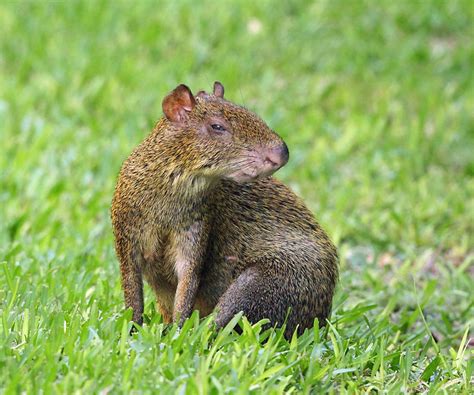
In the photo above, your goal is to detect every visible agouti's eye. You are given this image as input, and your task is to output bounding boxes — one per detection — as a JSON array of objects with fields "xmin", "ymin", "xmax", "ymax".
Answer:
[{"xmin": 211, "ymin": 124, "xmax": 226, "ymax": 132}]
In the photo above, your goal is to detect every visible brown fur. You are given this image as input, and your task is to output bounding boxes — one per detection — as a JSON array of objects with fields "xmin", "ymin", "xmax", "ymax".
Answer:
[{"xmin": 111, "ymin": 82, "xmax": 338, "ymax": 338}]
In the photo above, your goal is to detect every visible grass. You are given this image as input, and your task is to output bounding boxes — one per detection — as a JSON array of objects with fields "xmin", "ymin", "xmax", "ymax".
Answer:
[{"xmin": 0, "ymin": 0, "xmax": 473, "ymax": 393}]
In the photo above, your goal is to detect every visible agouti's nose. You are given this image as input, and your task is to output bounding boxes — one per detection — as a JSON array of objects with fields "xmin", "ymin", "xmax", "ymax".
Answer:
[{"xmin": 264, "ymin": 143, "xmax": 290, "ymax": 169}]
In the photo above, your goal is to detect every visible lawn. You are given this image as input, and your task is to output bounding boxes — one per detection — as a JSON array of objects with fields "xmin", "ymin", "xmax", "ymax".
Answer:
[{"xmin": 0, "ymin": 1, "xmax": 473, "ymax": 393}]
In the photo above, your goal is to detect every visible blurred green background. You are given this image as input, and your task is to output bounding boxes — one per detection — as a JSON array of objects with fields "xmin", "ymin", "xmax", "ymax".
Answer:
[{"xmin": 0, "ymin": 1, "xmax": 473, "ymax": 392}]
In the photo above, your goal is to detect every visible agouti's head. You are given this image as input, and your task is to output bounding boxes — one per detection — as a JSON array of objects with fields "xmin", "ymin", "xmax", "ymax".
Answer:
[{"xmin": 161, "ymin": 82, "xmax": 289, "ymax": 183}]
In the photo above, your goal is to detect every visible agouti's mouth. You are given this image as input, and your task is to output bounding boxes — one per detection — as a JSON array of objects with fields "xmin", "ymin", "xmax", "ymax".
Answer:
[
  {"xmin": 226, "ymin": 168, "xmax": 274, "ymax": 183},
  {"xmin": 227, "ymin": 171, "xmax": 259, "ymax": 183}
]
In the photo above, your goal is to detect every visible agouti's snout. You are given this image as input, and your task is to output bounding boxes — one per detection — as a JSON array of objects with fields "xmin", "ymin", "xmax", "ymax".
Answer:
[
  {"xmin": 264, "ymin": 142, "xmax": 289, "ymax": 170},
  {"xmin": 259, "ymin": 142, "xmax": 290, "ymax": 178}
]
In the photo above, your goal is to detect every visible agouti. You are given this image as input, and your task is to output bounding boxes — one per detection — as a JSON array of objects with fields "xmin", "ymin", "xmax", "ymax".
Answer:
[{"xmin": 111, "ymin": 82, "xmax": 338, "ymax": 338}]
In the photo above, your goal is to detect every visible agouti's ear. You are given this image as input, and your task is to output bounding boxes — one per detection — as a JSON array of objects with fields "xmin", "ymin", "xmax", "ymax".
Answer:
[
  {"xmin": 213, "ymin": 81, "xmax": 224, "ymax": 98},
  {"xmin": 162, "ymin": 84, "xmax": 196, "ymax": 123}
]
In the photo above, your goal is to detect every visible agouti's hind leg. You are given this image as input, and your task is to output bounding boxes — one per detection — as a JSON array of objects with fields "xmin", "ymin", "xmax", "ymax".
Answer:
[{"xmin": 215, "ymin": 266, "xmax": 297, "ymax": 338}]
